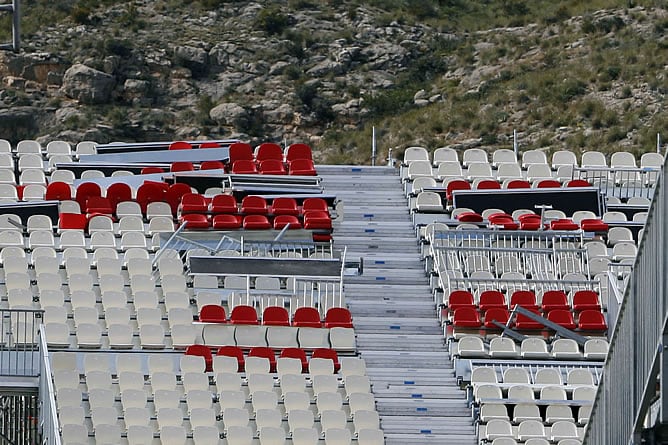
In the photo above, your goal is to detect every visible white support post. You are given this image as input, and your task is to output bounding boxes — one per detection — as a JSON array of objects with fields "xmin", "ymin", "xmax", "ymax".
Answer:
[
  {"xmin": 371, "ymin": 126, "xmax": 377, "ymax": 166},
  {"xmin": 513, "ymin": 129, "xmax": 518, "ymax": 159}
]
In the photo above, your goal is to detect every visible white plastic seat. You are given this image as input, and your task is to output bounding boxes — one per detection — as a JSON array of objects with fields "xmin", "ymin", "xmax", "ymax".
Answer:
[
  {"xmin": 81, "ymin": 169, "xmax": 105, "ymax": 179},
  {"xmin": 550, "ymin": 421, "xmax": 580, "ymax": 441},
  {"xmin": 127, "ymin": 425, "xmax": 153, "ymax": 445},
  {"xmin": 432, "ymin": 147, "xmax": 458, "ymax": 165},
  {"xmin": 20, "ymin": 169, "xmax": 46, "ymax": 185},
  {"xmin": 552, "ymin": 150, "xmax": 578, "ymax": 168},
  {"xmin": 288, "ymin": 408, "xmax": 315, "ymax": 433},
  {"xmin": 324, "ymin": 427, "xmax": 352, "ymax": 445},
  {"xmin": 403, "ymin": 146, "xmax": 430, "ymax": 164},
  {"xmin": 522, "ymin": 149, "xmax": 548, "ymax": 167},
  {"xmin": 462, "ymin": 148, "xmax": 487, "ymax": 166},
  {"xmin": 108, "ymin": 324, "xmax": 134, "ymax": 349},
  {"xmin": 148, "ymin": 216, "xmax": 175, "ymax": 234},
  {"xmin": 551, "ymin": 338, "xmax": 583, "ymax": 360},
  {"xmin": 222, "ymin": 407, "xmax": 250, "ymax": 431},
  {"xmin": 466, "ymin": 162, "xmax": 493, "ymax": 180},
  {"xmin": 23, "ymin": 184, "xmax": 46, "ymax": 200},
  {"xmin": 160, "ymin": 425, "xmax": 187, "ymax": 445},
  {"xmin": 546, "ymin": 405, "xmax": 575, "ymax": 424},
  {"xmin": 521, "ymin": 338, "xmax": 550, "ymax": 359},
  {"xmin": 567, "ymin": 369, "xmax": 595, "ymax": 386},
  {"xmin": 283, "ymin": 390, "xmax": 310, "ymax": 412},
  {"xmin": 94, "ymin": 423, "xmax": 122, "ymax": 445},
  {"xmin": 513, "ymin": 403, "xmax": 541, "ymax": 422},
  {"xmin": 75, "ymin": 323, "xmax": 102, "ymax": 348},
  {"xmin": 18, "ymin": 153, "xmax": 43, "ymax": 172},
  {"xmin": 50, "ymin": 169, "xmax": 75, "ymax": 184},
  {"xmin": 489, "ymin": 337, "xmax": 520, "ymax": 358},
  {"xmin": 218, "ymin": 389, "xmax": 246, "ymax": 410},
  {"xmin": 147, "ymin": 202, "xmax": 173, "ymax": 219},
  {"xmin": 156, "ymin": 407, "xmax": 184, "ymax": 430},
  {"xmin": 320, "ymin": 409, "xmax": 348, "ymax": 431},
  {"xmin": 405, "ymin": 160, "xmax": 432, "ymax": 181},
  {"xmin": 139, "ymin": 324, "xmax": 166, "ymax": 348},
  {"xmin": 192, "ymin": 425, "xmax": 221, "ymax": 445},
  {"xmin": 581, "ymin": 151, "xmax": 607, "ymax": 167},
  {"xmin": 584, "ymin": 338, "xmax": 608, "ymax": 360},
  {"xmin": 540, "ymin": 385, "xmax": 567, "ymax": 401},
  {"xmin": 534, "ymin": 368, "xmax": 562, "ymax": 385},
  {"xmin": 517, "ymin": 419, "xmax": 546, "ymax": 441},
  {"xmin": 434, "ymin": 161, "xmax": 463, "ymax": 180},
  {"xmin": 526, "ymin": 163, "xmax": 553, "ymax": 182}
]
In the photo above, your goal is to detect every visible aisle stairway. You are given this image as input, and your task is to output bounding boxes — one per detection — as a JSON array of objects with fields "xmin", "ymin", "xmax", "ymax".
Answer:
[{"xmin": 319, "ymin": 165, "xmax": 477, "ymax": 445}]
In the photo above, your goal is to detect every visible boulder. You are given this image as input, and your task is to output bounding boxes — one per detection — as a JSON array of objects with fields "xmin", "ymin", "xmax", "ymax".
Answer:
[
  {"xmin": 61, "ymin": 64, "xmax": 115, "ymax": 105},
  {"xmin": 209, "ymin": 103, "xmax": 247, "ymax": 126}
]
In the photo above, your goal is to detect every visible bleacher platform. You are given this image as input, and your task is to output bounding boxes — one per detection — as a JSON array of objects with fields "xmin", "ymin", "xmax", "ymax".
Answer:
[{"xmin": 0, "ymin": 139, "xmax": 657, "ymax": 444}]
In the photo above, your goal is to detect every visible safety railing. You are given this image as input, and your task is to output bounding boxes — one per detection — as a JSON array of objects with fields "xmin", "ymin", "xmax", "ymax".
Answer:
[
  {"xmin": 37, "ymin": 326, "xmax": 61, "ymax": 445},
  {"xmin": 573, "ymin": 166, "xmax": 658, "ymax": 201},
  {"xmin": 583, "ymin": 160, "xmax": 665, "ymax": 444},
  {"xmin": 0, "ymin": 308, "xmax": 43, "ymax": 377}
]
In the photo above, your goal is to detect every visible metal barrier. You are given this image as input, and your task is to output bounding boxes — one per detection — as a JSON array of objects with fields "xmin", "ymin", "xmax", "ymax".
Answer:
[
  {"xmin": 573, "ymin": 166, "xmax": 658, "ymax": 201},
  {"xmin": 0, "ymin": 308, "xmax": 43, "ymax": 377},
  {"xmin": 0, "ymin": 0, "xmax": 19, "ymax": 52},
  {"xmin": 583, "ymin": 161, "xmax": 665, "ymax": 444},
  {"xmin": 38, "ymin": 325, "xmax": 62, "ymax": 445}
]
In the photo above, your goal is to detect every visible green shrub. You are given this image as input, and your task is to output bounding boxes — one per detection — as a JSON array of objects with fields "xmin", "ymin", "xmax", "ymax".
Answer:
[{"xmin": 256, "ymin": 7, "xmax": 289, "ymax": 35}]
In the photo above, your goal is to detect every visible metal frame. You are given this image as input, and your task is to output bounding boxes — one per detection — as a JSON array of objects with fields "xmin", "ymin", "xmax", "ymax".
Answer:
[
  {"xmin": 573, "ymin": 166, "xmax": 659, "ymax": 201},
  {"xmin": 0, "ymin": 0, "xmax": 19, "ymax": 52},
  {"xmin": 584, "ymin": 160, "xmax": 665, "ymax": 444}
]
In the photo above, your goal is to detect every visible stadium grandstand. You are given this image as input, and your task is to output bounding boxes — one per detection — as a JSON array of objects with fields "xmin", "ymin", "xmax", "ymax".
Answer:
[{"xmin": 0, "ymin": 137, "xmax": 662, "ymax": 445}]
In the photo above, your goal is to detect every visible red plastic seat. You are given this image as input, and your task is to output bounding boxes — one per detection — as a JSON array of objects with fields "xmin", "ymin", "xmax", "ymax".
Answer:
[
  {"xmin": 288, "ymin": 158, "xmax": 317, "ymax": 176},
  {"xmin": 578, "ymin": 310, "xmax": 608, "ymax": 331},
  {"xmin": 280, "ymin": 347, "xmax": 308, "ymax": 372},
  {"xmin": 140, "ymin": 166, "xmax": 165, "ymax": 175},
  {"xmin": 180, "ymin": 193, "xmax": 208, "ymax": 214},
  {"xmin": 249, "ymin": 346, "xmax": 277, "ymax": 372},
  {"xmin": 324, "ymin": 307, "xmax": 353, "ymax": 328},
  {"xmin": 273, "ymin": 215, "xmax": 302, "ymax": 230},
  {"xmin": 483, "ymin": 307, "xmax": 511, "ymax": 328},
  {"xmin": 216, "ymin": 345, "xmax": 245, "ymax": 372},
  {"xmin": 185, "ymin": 344, "xmax": 213, "ymax": 372},
  {"xmin": 446, "ymin": 179, "xmax": 470, "ymax": 201},
  {"xmin": 447, "ymin": 290, "xmax": 476, "ymax": 311},
  {"xmin": 514, "ymin": 308, "xmax": 544, "ymax": 330},
  {"xmin": 106, "ymin": 183, "xmax": 133, "ymax": 211},
  {"xmin": 75, "ymin": 182, "xmax": 102, "ymax": 209},
  {"xmin": 212, "ymin": 214, "xmax": 242, "ymax": 230},
  {"xmin": 510, "ymin": 290, "xmax": 538, "ymax": 310},
  {"xmin": 85, "ymin": 196, "xmax": 114, "ymax": 215},
  {"xmin": 199, "ymin": 142, "xmax": 221, "ymax": 149},
  {"xmin": 303, "ymin": 211, "xmax": 332, "ymax": 230},
  {"xmin": 169, "ymin": 141, "xmax": 192, "ymax": 150},
  {"xmin": 59, "ymin": 213, "xmax": 87, "ymax": 231},
  {"xmin": 566, "ymin": 179, "xmax": 591, "ymax": 187},
  {"xmin": 301, "ymin": 198, "xmax": 329, "ymax": 214},
  {"xmin": 487, "ymin": 213, "xmax": 518, "ymax": 230},
  {"xmin": 292, "ymin": 307, "xmax": 322, "ymax": 328},
  {"xmin": 456, "ymin": 212, "xmax": 483, "ymax": 222},
  {"xmin": 200, "ymin": 161, "xmax": 226, "ymax": 170},
  {"xmin": 270, "ymin": 197, "xmax": 299, "ymax": 216},
  {"xmin": 180, "ymin": 213, "xmax": 210, "ymax": 229},
  {"xmin": 259, "ymin": 159, "xmax": 287, "ymax": 175},
  {"xmin": 45, "ymin": 182, "xmax": 72, "ymax": 201},
  {"xmin": 572, "ymin": 290, "xmax": 601, "ymax": 311},
  {"xmin": 475, "ymin": 179, "xmax": 501, "ymax": 190},
  {"xmin": 255, "ymin": 143, "xmax": 284, "ymax": 162},
  {"xmin": 199, "ymin": 305, "xmax": 227, "ymax": 323},
  {"xmin": 211, "ymin": 195, "xmax": 238, "ymax": 214},
  {"xmin": 478, "ymin": 290, "xmax": 506, "ymax": 311},
  {"xmin": 541, "ymin": 290, "xmax": 569, "ymax": 312},
  {"xmin": 451, "ymin": 307, "xmax": 482, "ymax": 328},
  {"xmin": 506, "ymin": 179, "xmax": 531, "ymax": 189},
  {"xmin": 242, "ymin": 215, "xmax": 271, "ymax": 230},
  {"xmin": 166, "ymin": 183, "xmax": 194, "ymax": 215},
  {"xmin": 536, "ymin": 179, "xmax": 562, "ymax": 188},
  {"xmin": 228, "ymin": 142, "xmax": 254, "ymax": 164},
  {"xmin": 136, "ymin": 181, "xmax": 168, "ymax": 213},
  {"xmin": 231, "ymin": 160, "xmax": 258, "ymax": 174},
  {"xmin": 230, "ymin": 305, "xmax": 259, "ymax": 325},
  {"xmin": 580, "ymin": 218, "xmax": 608, "ymax": 232},
  {"xmin": 241, "ymin": 196, "xmax": 268, "ymax": 215},
  {"xmin": 285, "ymin": 143, "xmax": 313, "ymax": 161},
  {"xmin": 547, "ymin": 309, "xmax": 576, "ymax": 330},
  {"xmin": 170, "ymin": 162, "xmax": 194, "ymax": 173},
  {"xmin": 262, "ymin": 306, "xmax": 290, "ymax": 326},
  {"xmin": 519, "ymin": 214, "xmax": 543, "ymax": 230},
  {"xmin": 312, "ymin": 348, "xmax": 340, "ymax": 373},
  {"xmin": 550, "ymin": 218, "xmax": 579, "ymax": 230}
]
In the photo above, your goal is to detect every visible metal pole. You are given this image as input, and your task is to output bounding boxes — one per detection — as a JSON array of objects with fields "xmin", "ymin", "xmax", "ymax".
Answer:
[
  {"xmin": 658, "ymin": 133, "xmax": 661, "ymax": 154},
  {"xmin": 513, "ymin": 129, "xmax": 518, "ymax": 159},
  {"xmin": 12, "ymin": 0, "xmax": 19, "ymax": 52},
  {"xmin": 371, "ymin": 126, "xmax": 377, "ymax": 166}
]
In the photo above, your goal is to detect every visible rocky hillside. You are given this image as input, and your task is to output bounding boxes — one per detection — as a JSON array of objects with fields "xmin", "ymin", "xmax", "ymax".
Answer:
[{"xmin": 0, "ymin": 1, "xmax": 666, "ymax": 163}]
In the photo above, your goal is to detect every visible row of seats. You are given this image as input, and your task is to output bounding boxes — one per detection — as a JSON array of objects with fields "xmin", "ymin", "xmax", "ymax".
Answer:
[
  {"xmin": 402, "ymin": 146, "xmax": 663, "ymax": 170},
  {"xmin": 180, "ymin": 195, "xmax": 329, "ymax": 217},
  {"xmin": 445, "ymin": 290, "xmax": 601, "ymax": 312},
  {"xmin": 452, "ymin": 336, "xmax": 608, "ymax": 361},
  {"xmin": 479, "ymin": 402, "xmax": 591, "ymax": 426},
  {"xmin": 185, "ymin": 345, "xmax": 357, "ymax": 374},
  {"xmin": 199, "ymin": 306, "xmax": 353, "ymax": 329},
  {"xmin": 450, "ymin": 307, "xmax": 607, "ymax": 332},
  {"xmin": 471, "ymin": 366, "xmax": 599, "ymax": 387},
  {"xmin": 479, "ymin": 418, "xmax": 585, "ymax": 443}
]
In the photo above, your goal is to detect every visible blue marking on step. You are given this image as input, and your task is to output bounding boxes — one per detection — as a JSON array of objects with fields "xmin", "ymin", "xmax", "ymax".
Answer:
[
  {"xmin": 374, "ymin": 260, "xmax": 385, "ymax": 264},
  {"xmin": 364, "ymin": 229, "xmax": 375, "ymax": 233},
  {"xmin": 390, "ymin": 325, "xmax": 400, "ymax": 330},
  {"xmin": 404, "ymin": 380, "xmax": 415, "ymax": 385},
  {"xmin": 352, "ymin": 168, "xmax": 362, "ymax": 172},
  {"xmin": 411, "ymin": 394, "xmax": 423, "ymax": 398},
  {"xmin": 420, "ymin": 429, "xmax": 432, "ymax": 434},
  {"xmin": 416, "ymin": 407, "xmax": 428, "ymax": 412},
  {"xmin": 375, "ymin": 276, "xmax": 386, "ymax": 281},
  {"xmin": 363, "ymin": 214, "xmax": 374, "ymax": 218}
]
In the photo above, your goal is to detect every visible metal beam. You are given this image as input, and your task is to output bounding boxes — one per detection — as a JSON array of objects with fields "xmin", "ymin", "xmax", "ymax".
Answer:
[{"xmin": 512, "ymin": 305, "xmax": 590, "ymax": 346}]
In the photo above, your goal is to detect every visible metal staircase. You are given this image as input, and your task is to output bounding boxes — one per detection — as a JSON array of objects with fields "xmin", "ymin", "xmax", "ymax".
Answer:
[{"xmin": 319, "ymin": 165, "xmax": 477, "ymax": 445}]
